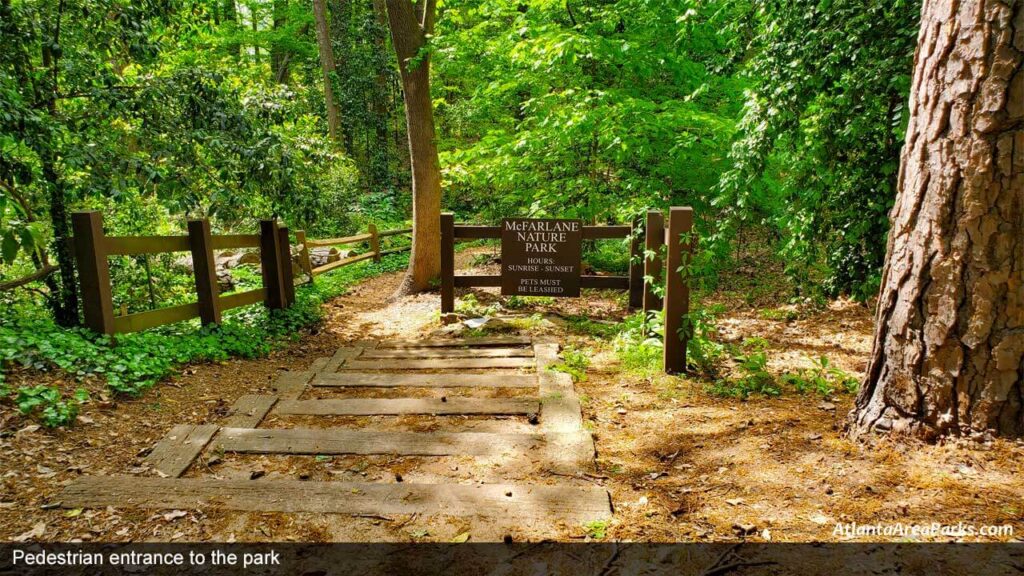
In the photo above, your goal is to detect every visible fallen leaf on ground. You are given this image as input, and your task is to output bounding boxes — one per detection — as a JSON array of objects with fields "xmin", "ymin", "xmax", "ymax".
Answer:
[{"xmin": 12, "ymin": 523, "xmax": 46, "ymax": 542}]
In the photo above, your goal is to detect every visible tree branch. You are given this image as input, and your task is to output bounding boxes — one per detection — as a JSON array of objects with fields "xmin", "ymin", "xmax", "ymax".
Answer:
[{"xmin": 0, "ymin": 265, "xmax": 58, "ymax": 292}]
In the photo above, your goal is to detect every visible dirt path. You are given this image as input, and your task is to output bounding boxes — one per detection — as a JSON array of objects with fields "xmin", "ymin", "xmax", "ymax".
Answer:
[{"xmin": 2, "ymin": 250, "xmax": 1023, "ymax": 543}]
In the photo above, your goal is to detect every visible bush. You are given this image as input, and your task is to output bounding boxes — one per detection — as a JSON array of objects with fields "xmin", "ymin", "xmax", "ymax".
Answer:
[
  {"xmin": 550, "ymin": 346, "xmax": 590, "ymax": 382},
  {"xmin": 781, "ymin": 356, "xmax": 859, "ymax": 397}
]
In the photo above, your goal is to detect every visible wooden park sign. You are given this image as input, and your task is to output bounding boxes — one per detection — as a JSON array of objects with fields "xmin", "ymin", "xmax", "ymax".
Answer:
[
  {"xmin": 439, "ymin": 207, "xmax": 695, "ymax": 375},
  {"xmin": 500, "ymin": 218, "xmax": 582, "ymax": 297}
]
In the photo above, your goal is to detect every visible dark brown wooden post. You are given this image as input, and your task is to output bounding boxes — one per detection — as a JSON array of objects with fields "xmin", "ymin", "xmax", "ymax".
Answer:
[
  {"xmin": 260, "ymin": 219, "xmax": 287, "ymax": 310},
  {"xmin": 187, "ymin": 219, "xmax": 221, "ymax": 326},
  {"xmin": 278, "ymin": 225, "xmax": 295, "ymax": 307},
  {"xmin": 368, "ymin": 223, "xmax": 381, "ymax": 263},
  {"xmin": 440, "ymin": 213, "xmax": 455, "ymax": 314},
  {"xmin": 628, "ymin": 215, "xmax": 644, "ymax": 309},
  {"xmin": 71, "ymin": 211, "xmax": 115, "ymax": 335},
  {"xmin": 663, "ymin": 207, "xmax": 693, "ymax": 374},
  {"xmin": 642, "ymin": 210, "xmax": 664, "ymax": 315}
]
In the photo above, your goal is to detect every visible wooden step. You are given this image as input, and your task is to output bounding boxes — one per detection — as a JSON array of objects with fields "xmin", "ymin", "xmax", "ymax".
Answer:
[
  {"xmin": 223, "ymin": 395, "xmax": 277, "ymax": 428},
  {"xmin": 359, "ymin": 347, "xmax": 534, "ymax": 359},
  {"xmin": 61, "ymin": 476, "xmax": 611, "ymax": 522},
  {"xmin": 313, "ymin": 372, "xmax": 537, "ymax": 388},
  {"xmin": 144, "ymin": 424, "xmax": 219, "ymax": 478},
  {"xmin": 376, "ymin": 336, "xmax": 532, "ymax": 349},
  {"xmin": 275, "ymin": 397, "xmax": 540, "ymax": 416},
  {"xmin": 214, "ymin": 428, "xmax": 593, "ymax": 463},
  {"xmin": 339, "ymin": 357, "xmax": 536, "ymax": 371}
]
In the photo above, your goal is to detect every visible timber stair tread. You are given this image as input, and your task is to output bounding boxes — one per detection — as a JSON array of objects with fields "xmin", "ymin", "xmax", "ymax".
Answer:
[
  {"xmin": 274, "ymin": 397, "xmax": 539, "ymax": 416},
  {"xmin": 312, "ymin": 372, "xmax": 537, "ymax": 388},
  {"xmin": 213, "ymin": 427, "xmax": 593, "ymax": 459},
  {"xmin": 338, "ymin": 357, "xmax": 536, "ymax": 370},
  {"xmin": 60, "ymin": 476, "xmax": 611, "ymax": 522}
]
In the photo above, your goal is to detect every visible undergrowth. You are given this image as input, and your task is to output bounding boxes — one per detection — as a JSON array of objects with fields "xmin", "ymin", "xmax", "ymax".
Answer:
[{"xmin": 0, "ymin": 254, "xmax": 409, "ymax": 427}]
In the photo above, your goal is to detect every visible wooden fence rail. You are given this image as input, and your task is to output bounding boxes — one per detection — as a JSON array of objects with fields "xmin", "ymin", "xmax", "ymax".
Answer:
[
  {"xmin": 300, "ymin": 226, "xmax": 412, "ymax": 278},
  {"xmin": 71, "ymin": 211, "xmax": 411, "ymax": 336}
]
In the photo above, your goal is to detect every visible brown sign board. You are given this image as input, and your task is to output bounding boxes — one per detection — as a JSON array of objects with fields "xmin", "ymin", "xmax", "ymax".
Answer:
[{"xmin": 501, "ymin": 218, "xmax": 582, "ymax": 297}]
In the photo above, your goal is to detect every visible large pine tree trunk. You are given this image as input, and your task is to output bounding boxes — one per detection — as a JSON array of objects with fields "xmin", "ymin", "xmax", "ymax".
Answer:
[
  {"xmin": 850, "ymin": 0, "xmax": 1024, "ymax": 439},
  {"xmin": 385, "ymin": 0, "xmax": 441, "ymax": 294},
  {"xmin": 312, "ymin": 0, "xmax": 343, "ymax": 145}
]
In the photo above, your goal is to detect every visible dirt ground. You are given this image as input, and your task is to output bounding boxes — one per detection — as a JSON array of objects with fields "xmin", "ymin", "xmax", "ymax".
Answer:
[{"xmin": 2, "ymin": 249, "xmax": 1023, "ymax": 544}]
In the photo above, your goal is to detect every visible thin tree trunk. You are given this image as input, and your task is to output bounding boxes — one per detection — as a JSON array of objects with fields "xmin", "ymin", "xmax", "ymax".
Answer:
[
  {"xmin": 370, "ymin": 0, "xmax": 392, "ymax": 190},
  {"xmin": 313, "ymin": 0, "xmax": 344, "ymax": 145},
  {"xmin": 384, "ymin": 0, "xmax": 441, "ymax": 295},
  {"xmin": 223, "ymin": 0, "xmax": 241, "ymax": 58},
  {"xmin": 849, "ymin": 0, "xmax": 1024, "ymax": 439},
  {"xmin": 40, "ymin": 0, "xmax": 79, "ymax": 327},
  {"xmin": 270, "ymin": 0, "xmax": 290, "ymax": 83}
]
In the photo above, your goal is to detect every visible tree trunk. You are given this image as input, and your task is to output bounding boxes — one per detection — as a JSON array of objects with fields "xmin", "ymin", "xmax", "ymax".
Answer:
[
  {"xmin": 312, "ymin": 0, "xmax": 344, "ymax": 145},
  {"xmin": 222, "ymin": 0, "xmax": 241, "ymax": 58},
  {"xmin": 849, "ymin": 0, "xmax": 1024, "ymax": 439},
  {"xmin": 384, "ymin": 0, "xmax": 441, "ymax": 294},
  {"xmin": 270, "ymin": 0, "xmax": 290, "ymax": 83},
  {"xmin": 41, "ymin": 0, "xmax": 79, "ymax": 327},
  {"xmin": 370, "ymin": 0, "xmax": 393, "ymax": 190}
]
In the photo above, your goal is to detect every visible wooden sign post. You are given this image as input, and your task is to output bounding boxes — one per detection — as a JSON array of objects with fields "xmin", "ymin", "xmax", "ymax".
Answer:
[{"xmin": 500, "ymin": 218, "xmax": 582, "ymax": 297}]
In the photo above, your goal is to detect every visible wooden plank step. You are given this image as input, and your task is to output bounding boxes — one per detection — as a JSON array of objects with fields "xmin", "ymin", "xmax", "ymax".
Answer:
[
  {"xmin": 214, "ymin": 428, "xmax": 593, "ymax": 462},
  {"xmin": 360, "ymin": 347, "xmax": 534, "ymax": 359},
  {"xmin": 275, "ymin": 397, "xmax": 539, "ymax": 416},
  {"xmin": 339, "ymin": 357, "xmax": 536, "ymax": 371},
  {"xmin": 313, "ymin": 373, "xmax": 537, "ymax": 388},
  {"xmin": 376, "ymin": 336, "xmax": 532, "ymax": 349},
  {"xmin": 61, "ymin": 476, "xmax": 611, "ymax": 522},
  {"xmin": 273, "ymin": 371, "xmax": 314, "ymax": 399},
  {"xmin": 144, "ymin": 424, "xmax": 219, "ymax": 478},
  {"xmin": 534, "ymin": 343, "xmax": 585, "ymax": 433},
  {"xmin": 223, "ymin": 395, "xmax": 277, "ymax": 428}
]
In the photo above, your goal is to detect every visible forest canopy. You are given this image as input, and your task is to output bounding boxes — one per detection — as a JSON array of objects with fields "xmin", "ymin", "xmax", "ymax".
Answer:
[{"xmin": 1, "ymin": 0, "xmax": 921, "ymax": 320}]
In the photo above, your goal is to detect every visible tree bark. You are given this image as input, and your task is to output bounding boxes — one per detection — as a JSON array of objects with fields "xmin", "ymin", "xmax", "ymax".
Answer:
[
  {"xmin": 849, "ymin": 0, "xmax": 1024, "ymax": 439},
  {"xmin": 312, "ymin": 0, "xmax": 344, "ymax": 145},
  {"xmin": 384, "ymin": 0, "xmax": 441, "ymax": 294}
]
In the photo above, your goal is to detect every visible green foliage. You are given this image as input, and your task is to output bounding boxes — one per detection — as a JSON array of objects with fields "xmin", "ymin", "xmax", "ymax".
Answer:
[
  {"xmin": 709, "ymin": 350, "xmax": 780, "ymax": 399},
  {"xmin": 613, "ymin": 312, "xmax": 664, "ymax": 375},
  {"xmin": 781, "ymin": 356, "xmax": 860, "ymax": 396},
  {"xmin": 504, "ymin": 295, "xmax": 555, "ymax": 309},
  {"xmin": 582, "ymin": 520, "xmax": 610, "ymax": 540},
  {"xmin": 550, "ymin": 346, "xmax": 590, "ymax": 383},
  {"xmin": 455, "ymin": 293, "xmax": 499, "ymax": 317},
  {"xmin": 758, "ymin": 308, "xmax": 798, "ymax": 322},
  {"xmin": 715, "ymin": 0, "xmax": 920, "ymax": 299},
  {"xmin": 14, "ymin": 386, "xmax": 88, "ymax": 427},
  {"xmin": 584, "ymin": 239, "xmax": 631, "ymax": 275}
]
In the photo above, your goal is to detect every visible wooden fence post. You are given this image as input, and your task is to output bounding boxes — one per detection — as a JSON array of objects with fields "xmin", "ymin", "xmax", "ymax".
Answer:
[
  {"xmin": 369, "ymin": 223, "xmax": 380, "ymax": 263},
  {"xmin": 187, "ymin": 219, "xmax": 221, "ymax": 326},
  {"xmin": 71, "ymin": 211, "xmax": 115, "ymax": 335},
  {"xmin": 663, "ymin": 207, "xmax": 693, "ymax": 374},
  {"xmin": 278, "ymin": 225, "xmax": 295, "ymax": 307},
  {"xmin": 628, "ymin": 215, "xmax": 644, "ymax": 310},
  {"xmin": 295, "ymin": 230, "xmax": 313, "ymax": 281},
  {"xmin": 642, "ymin": 210, "xmax": 664, "ymax": 316},
  {"xmin": 440, "ymin": 213, "xmax": 455, "ymax": 314},
  {"xmin": 260, "ymin": 219, "xmax": 287, "ymax": 310}
]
